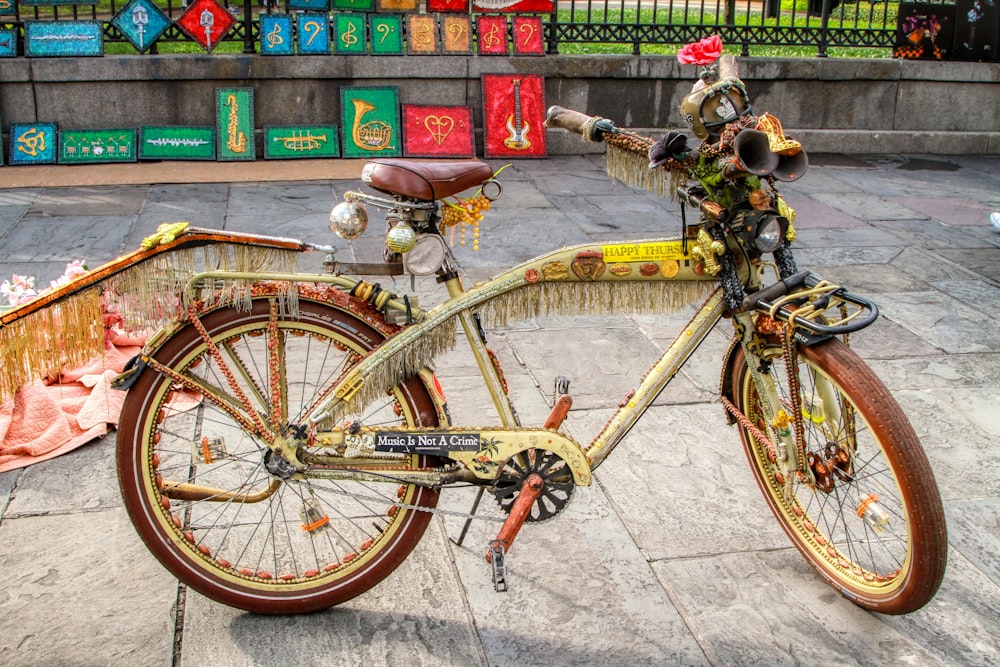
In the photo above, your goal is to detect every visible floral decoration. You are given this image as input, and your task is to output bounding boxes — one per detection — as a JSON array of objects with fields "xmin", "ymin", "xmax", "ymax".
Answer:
[
  {"xmin": 0, "ymin": 274, "xmax": 38, "ymax": 307},
  {"xmin": 677, "ymin": 35, "xmax": 723, "ymax": 66},
  {"xmin": 1, "ymin": 260, "xmax": 90, "ymax": 308}
]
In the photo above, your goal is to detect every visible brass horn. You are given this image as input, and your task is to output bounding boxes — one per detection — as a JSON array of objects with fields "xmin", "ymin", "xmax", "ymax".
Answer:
[
  {"xmin": 771, "ymin": 149, "xmax": 809, "ymax": 182},
  {"xmin": 720, "ymin": 129, "xmax": 779, "ymax": 180}
]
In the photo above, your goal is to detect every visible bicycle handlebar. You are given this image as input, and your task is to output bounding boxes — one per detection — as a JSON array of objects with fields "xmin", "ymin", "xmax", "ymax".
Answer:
[{"xmin": 544, "ymin": 106, "xmax": 616, "ymax": 142}]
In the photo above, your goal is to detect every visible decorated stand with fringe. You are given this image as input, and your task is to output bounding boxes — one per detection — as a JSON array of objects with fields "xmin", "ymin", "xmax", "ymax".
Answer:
[{"xmin": 0, "ymin": 224, "xmax": 305, "ymax": 403}]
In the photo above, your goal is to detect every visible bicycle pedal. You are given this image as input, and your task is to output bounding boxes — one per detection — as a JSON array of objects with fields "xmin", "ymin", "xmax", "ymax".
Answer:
[
  {"xmin": 545, "ymin": 376, "xmax": 573, "ymax": 430},
  {"xmin": 488, "ymin": 539, "xmax": 508, "ymax": 592}
]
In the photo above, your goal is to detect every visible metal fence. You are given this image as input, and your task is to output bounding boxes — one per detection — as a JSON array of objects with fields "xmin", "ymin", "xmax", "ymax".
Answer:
[{"xmin": 1, "ymin": 0, "xmax": 945, "ymax": 57}]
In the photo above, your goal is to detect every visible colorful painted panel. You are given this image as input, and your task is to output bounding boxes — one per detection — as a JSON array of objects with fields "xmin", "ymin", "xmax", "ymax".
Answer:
[
  {"xmin": 260, "ymin": 14, "xmax": 294, "ymax": 55},
  {"xmin": 287, "ymin": 0, "xmax": 329, "ymax": 10},
  {"xmin": 407, "ymin": 15, "xmax": 438, "ymax": 54},
  {"xmin": 893, "ymin": 3, "xmax": 956, "ymax": 59},
  {"xmin": 341, "ymin": 87, "xmax": 401, "ymax": 159},
  {"xmin": 473, "ymin": 0, "xmax": 553, "ymax": 11},
  {"xmin": 112, "ymin": 0, "xmax": 172, "ymax": 53},
  {"xmin": 482, "ymin": 74, "xmax": 546, "ymax": 159},
  {"xmin": 334, "ymin": 13, "xmax": 366, "ymax": 54},
  {"xmin": 9, "ymin": 124, "xmax": 57, "ymax": 165},
  {"xmin": 370, "ymin": 15, "xmax": 404, "ymax": 54},
  {"xmin": 0, "ymin": 29, "xmax": 15, "ymax": 57},
  {"xmin": 377, "ymin": 0, "xmax": 418, "ymax": 11},
  {"xmin": 476, "ymin": 16, "xmax": 508, "ymax": 55},
  {"xmin": 265, "ymin": 126, "xmax": 340, "ymax": 159},
  {"xmin": 332, "ymin": 0, "xmax": 374, "ymax": 9},
  {"xmin": 952, "ymin": 0, "xmax": 996, "ymax": 60},
  {"xmin": 59, "ymin": 129, "xmax": 136, "ymax": 164},
  {"xmin": 402, "ymin": 104, "xmax": 474, "ymax": 158},
  {"xmin": 441, "ymin": 15, "xmax": 472, "ymax": 54},
  {"xmin": 512, "ymin": 16, "xmax": 544, "ymax": 55},
  {"xmin": 298, "ymin": 13, "xmax": 331, "ymax": 54},
  {"xmin": 25, "ymin": 21, "xmax": 103, "ymax": 57},
  {"xmin": 427, "ymin": 0, "xmax": 468, "ymax": 12},
  {"xmin": 139, "ymin": 126, "xmax": 216, "ymax": 160},
  {"xmin": 216, "ymin": 88, "xmax": 256, "ymax": 161},
  {"xmin": 0, "ymin": 0, "xmax": 15, "ymax": 15},
  {"xmin": 20, "ymin": 0, "xmax": 92, "ymax": 5},
  {"xmin": 176, "ymin": 0, "xmax": 237, "ymax": 52}
]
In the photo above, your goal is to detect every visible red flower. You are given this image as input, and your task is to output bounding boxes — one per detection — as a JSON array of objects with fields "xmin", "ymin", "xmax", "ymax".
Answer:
[{"xmin": 677, "ymin": 35, "xmax": 723, "ymax": 65}]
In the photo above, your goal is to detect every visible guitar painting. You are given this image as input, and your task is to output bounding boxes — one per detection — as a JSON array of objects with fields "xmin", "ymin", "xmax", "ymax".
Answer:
[
  {"xmin": 504, "ymin": 79, "xmax": 531, "ymax": 151},
  {"xmin": 482, "ymin": 73, "xmax": 547, "ymax": 158}
]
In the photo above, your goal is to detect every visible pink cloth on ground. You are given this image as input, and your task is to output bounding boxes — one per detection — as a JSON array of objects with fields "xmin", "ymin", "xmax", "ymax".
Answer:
[{"xmin": 0, "ymin": 329, "xmax": 144, "ymax": 474}]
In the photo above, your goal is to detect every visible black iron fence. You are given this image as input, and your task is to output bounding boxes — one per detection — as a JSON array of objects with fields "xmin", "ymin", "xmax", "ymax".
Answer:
[{"xmin": 0, "ymin": 0, "xmax": 953, "ymax": 57}]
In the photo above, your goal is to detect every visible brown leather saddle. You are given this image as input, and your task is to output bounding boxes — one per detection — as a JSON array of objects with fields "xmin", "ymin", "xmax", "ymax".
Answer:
[{"xmin": 361, "ymin": 159, "xmax": 493, "ymax": 202}]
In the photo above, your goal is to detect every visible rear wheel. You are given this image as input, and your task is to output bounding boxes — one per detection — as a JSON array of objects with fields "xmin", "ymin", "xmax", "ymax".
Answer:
[
  {"xmin": 731, "ymin": 337, "xmax": 947, "ymax": 614},
  {"xmin": 117, "ymin": 294, "xmax": 442, "ymax": 614}
]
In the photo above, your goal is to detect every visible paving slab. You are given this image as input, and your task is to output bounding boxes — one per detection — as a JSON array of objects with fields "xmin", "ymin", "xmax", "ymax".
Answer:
[
  {"xmin": 0, "ymin": 507, "xmax": 177, "ymax": 667},
  {"xmin": 933, "ymin": 247, "xmax": 1000, "ymax": 282},
  {"xmin": 877, "ymin": 290, "xmax": 1000, "ymax": 354},
  {"xmin": 893, "ymin": 388, "xmax": 1000, "ymax": 500},
  {"xmin": 1, "ymin": 155, "xmax": 999, "ymax": 667},
  {"xmin": 181, "ymin": 519, "xmax": 484, "ymax": 667}
]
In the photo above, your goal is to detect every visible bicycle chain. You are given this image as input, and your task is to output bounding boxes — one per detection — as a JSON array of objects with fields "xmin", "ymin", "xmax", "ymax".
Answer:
[{"xmin": 318, "ymin": 483, "xmax": 506, "ymax": 523}]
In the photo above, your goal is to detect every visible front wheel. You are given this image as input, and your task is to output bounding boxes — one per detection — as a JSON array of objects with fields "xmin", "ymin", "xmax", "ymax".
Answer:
[
  {"xmin": 731, "ymin": 337, "xmax": 947, "ymax": 614},
  {"xmin": 117, "ymin": 294, "xmax": 443, "ymax": 614}
]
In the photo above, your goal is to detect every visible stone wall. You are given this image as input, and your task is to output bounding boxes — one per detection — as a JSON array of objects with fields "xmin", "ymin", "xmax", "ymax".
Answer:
[{"xmin": 1, "ymin": 54, "xmax": 998, "ymax": 155}]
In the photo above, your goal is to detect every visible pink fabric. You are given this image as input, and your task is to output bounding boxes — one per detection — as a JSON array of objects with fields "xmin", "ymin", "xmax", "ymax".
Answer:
[{"xmin": 0, "ymin": 331, "xmax": 143, "ymax": 473}]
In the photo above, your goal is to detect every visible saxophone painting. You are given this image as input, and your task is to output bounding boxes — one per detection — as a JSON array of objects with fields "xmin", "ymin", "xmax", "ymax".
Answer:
[{"xmin": 216, "ymin": 88, "xmax": 255, "ymax": 161}]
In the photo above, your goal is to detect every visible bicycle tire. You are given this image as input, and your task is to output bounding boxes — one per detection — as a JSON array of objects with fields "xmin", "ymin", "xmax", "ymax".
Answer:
[
  {"xmin": 117, "ymin": 295, "xmax": 441, "ymax": 614},
  {"xmin": 731, "ymin": 337, "xmax": 947, "ymax": 614}
]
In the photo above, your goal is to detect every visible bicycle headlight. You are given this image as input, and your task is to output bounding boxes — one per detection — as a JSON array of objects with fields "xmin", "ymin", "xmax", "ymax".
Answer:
[
  {"xmin": 403, "ymin": 234, "xmax": 448, "ymax": 275},
  {"xmin": 736, "ymin": 211, "xmax": 788, "ymax": 254},
  {"xmin": 330, "ymin": 201, "xmax": 368, "ymax": 240}
]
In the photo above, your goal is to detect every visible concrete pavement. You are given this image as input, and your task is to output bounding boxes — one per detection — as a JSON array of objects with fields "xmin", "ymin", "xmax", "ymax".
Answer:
[{"xmin": 1, "ymin": 153, "xmax": 999, "ymax": 666}]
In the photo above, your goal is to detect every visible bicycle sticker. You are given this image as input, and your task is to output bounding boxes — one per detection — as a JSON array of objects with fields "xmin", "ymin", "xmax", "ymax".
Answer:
[
  {"xmin": 374, "ymin": 432, "xmax": 481, "ymax": 453},
  {"xmin": 602, "ymin": 241, "xmax": 690, "ymax": 262}
]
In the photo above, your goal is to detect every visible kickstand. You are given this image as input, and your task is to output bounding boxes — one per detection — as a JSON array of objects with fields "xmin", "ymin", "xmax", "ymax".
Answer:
[{"xmin": 450, "ymin": 487, "xmax": 486, "ymax": 548}]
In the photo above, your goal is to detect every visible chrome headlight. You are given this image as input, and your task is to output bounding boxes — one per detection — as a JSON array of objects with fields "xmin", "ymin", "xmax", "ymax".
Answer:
[
  {"xmin": 330, "ymin": 201, "xmax": 368, "ymax": 240},
  {"xmin": 736, "ymin": 211, "xmax": 787, "ymax": 254},
  {"xmin": 754, "ymin": 215, "xmax": 785, "ymax": 253},
  {"xmin": 403, "ymin": 235, "xmax": 447, "ymax": 275}
]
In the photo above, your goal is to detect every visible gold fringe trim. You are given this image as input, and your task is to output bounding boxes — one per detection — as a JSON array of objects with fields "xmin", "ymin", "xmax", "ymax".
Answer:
[
  {"xmin": 1, "ymin": 243, "xmax": 299, "ymax": 403},
  {"xmin": 0, "ymin": 288, "xmax": 105, "ymax": 401},
  {"xmin": 606, "ymin": 141, "xmax": 688, "ymax": 200},
  {"xmin": 319, "ymin": 318, "xmax": 457, "ymax": 425},
  {"xmin": 321, "ymin": 279, "xmax": 713, "ymax": 423},
  {"xmin": 107, "ymin": 243, "xmax": 300, "ymax": 330},
  {"xmin": 478, "ymin": 280, "xmax": 715, "ymax": 329}
]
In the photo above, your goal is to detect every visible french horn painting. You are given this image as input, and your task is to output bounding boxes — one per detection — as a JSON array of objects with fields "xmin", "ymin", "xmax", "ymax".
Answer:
[{"xmin": 340, "ymin": 87, "xmax": 402, "ymax": 158}]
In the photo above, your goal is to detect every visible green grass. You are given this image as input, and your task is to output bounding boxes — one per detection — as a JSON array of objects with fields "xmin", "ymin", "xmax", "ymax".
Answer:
[{"xmin": 33, "ymin": 0, "xmax": 899, "ymax": 58}]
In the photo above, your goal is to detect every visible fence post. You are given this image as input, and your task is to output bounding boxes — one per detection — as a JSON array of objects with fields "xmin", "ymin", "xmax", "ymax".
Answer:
[
  {"xmin": 242, "ymin": 0, "xmax": 255, "ymax": 54},
  {"xmin": 817, "ymin": 0, "xmax": 831, "ymax": 56},
  {"xmin": 546, "ymin": 9, "xmax": 559, "ymax": 54}
]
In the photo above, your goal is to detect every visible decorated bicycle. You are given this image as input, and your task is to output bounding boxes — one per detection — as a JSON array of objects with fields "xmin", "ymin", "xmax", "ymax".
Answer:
[{"xmin": 0, "ymin": 37, "xmax": 946, "ymax": 615}]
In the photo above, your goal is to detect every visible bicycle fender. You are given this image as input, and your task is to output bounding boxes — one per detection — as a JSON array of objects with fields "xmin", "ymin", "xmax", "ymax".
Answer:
[{"xmin": 719, "ymin": 335, "xmax": 742, "ymax": 426}]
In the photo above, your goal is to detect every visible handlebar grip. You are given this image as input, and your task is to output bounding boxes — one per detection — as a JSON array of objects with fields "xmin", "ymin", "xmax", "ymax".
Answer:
[{"xmin": 544, "ymin": 105, "xmax": 607, "ymax": 141}]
